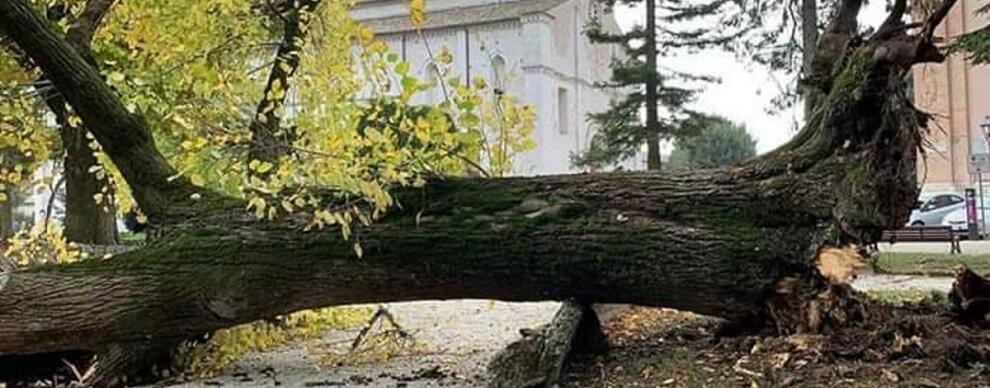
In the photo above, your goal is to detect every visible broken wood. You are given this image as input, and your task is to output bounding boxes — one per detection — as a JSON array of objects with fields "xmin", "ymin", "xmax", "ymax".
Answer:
[
  {"xmin": 350, "ymin": 306, "xmax": 413, "ymax": 351},
  {"xmin": 950, "ymin": 267, "xmax": 990, "ymax": 326},
  {"xmin": 487, "ymin": 300, "xmax": 607, "ymax": 388}
]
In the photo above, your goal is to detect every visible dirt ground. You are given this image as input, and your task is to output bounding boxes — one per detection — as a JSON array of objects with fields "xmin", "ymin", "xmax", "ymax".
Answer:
[{"xmin": 562, "ymin": 307, "xmax": 990, "ymax": 387}]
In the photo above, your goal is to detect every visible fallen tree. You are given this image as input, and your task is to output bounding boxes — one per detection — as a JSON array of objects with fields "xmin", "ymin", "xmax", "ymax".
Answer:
[{"xmin": 0, "ymin": 0, "xmax": 976, "ymax": 385}]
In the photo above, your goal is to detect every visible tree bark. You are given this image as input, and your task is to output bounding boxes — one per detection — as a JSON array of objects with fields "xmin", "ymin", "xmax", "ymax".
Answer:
[
  {"xmin": 488, "ymin": 300, "xmax": 606, "ymax": 388},
  {"xmin": 248, "ymin": 0, "xmax": 320, "ymax": 167},
  {"xmin": 0, "ymin": 186, "xmax": 13, "ymax": 240},
  {"xmin": 0, "ymin": 0, "xmax": 961, "ymax": 384},
  {"xmin": 61, "ymin": 126, "xmax": 118, "ymax": 244},
  {"xmin": 645, "ymin": 0, "xmax": 661, "ymax": 171},
  {"xmin": 801, "ymin": 0, "xmax": 818, "ymax": 118},
  {"xmin": 55, "ymin": 0, "xmax": 120, "ymax": 245}
]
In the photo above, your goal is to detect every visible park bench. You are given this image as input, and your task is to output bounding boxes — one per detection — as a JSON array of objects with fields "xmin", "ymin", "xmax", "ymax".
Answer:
[{"xmin": 880, "ymin": 226, "xmax": 961, "ymax": 254}]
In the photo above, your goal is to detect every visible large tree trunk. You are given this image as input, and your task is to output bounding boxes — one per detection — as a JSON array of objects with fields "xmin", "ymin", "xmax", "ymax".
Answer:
[{"xmin": 0, "ymin": 0, "xmax": 960, "ymax": 384}]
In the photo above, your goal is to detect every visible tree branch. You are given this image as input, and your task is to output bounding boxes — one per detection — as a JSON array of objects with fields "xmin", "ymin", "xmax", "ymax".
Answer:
[
  {"xmin": 921, "ymin": 0, "xmax": 960, "ymax": 40},
  {"xmin": 0, "ymin": 0, "xmax": 216, "ymax": 220},
  {"xmin": 248, "ymin": 0, "xmax": 321, "ymax": 166},
  {"xmin": 802, "ymin": 0, "xmax": 863, "ymax": 112},
  {"xmin": 65, "ymin": 0, "xmax": 115, "ymax": 50},
  {"xmin": 874, "ymin": 0, "xmax": 908, "ymax": 40}
]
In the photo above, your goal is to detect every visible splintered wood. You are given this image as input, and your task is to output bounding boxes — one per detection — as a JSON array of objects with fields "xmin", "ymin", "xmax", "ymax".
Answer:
[{"xmin": 815, "ymin": 246, "xmax": 866, "ymax": 284}]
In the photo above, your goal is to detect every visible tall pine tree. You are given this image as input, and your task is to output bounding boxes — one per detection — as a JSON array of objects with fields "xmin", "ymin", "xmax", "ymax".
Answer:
[{"xmin": 574, "ymin": 0, "xmax": 750, "ymax": 170}]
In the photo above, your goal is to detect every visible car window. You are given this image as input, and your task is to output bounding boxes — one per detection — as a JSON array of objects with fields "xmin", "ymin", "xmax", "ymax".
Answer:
[{"xmin": 923, "ymin": 195, "xmax": 959, "ymax": 211}]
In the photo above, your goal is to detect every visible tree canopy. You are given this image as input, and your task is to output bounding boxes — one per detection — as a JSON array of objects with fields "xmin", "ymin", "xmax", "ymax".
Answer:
[
  {"xmin": 0, "ymin": 0, "xmax": 534, "ymax": 259},
  {"xmin": 667, "ymin": 116, "xmax": 756, "ymax": 168}
]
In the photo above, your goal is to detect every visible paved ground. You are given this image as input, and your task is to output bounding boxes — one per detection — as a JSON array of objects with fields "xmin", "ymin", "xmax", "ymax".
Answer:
[
  {"xmin": 160, "ymin": 300, "xmax": 559, "ymax": 387},
  {"xmin": 850, "ymin": 274, "xmax": 953, "ymax": 293}
]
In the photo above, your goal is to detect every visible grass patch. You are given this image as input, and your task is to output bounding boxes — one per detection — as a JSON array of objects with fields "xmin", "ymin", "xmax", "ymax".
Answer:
[
  {"xmin": 865, "ymin": 289, "xmax": 945, "ymax": 306},
  {"xmin": 119, "ymin": 232, "xmax": 146, "ymax": 246},
  {"xmin": 874, "ymin": 252, "xmax": 990, "ymax": 276}
]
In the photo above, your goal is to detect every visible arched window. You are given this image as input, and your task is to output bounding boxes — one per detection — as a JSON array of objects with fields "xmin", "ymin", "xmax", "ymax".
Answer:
[{"xmin": 490, "ymin": 55, "xmax": 507, "ymax": 94}]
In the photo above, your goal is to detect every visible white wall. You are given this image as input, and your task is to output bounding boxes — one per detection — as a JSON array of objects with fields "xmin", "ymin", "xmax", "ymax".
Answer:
[{"xmin": 356, "ymin": 0, "xmax": 623, "ymax": 175}]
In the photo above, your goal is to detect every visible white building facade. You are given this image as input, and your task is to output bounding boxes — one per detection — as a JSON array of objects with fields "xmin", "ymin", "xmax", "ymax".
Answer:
[{"xmin": 353, "ymin": 0, "xmax": 631, "ymax": 175}]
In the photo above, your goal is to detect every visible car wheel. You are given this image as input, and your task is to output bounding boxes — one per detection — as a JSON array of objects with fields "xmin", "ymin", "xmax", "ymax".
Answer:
[{"xmin": 911, "ymin": 221, "xmax": 924, "ymax": 227}]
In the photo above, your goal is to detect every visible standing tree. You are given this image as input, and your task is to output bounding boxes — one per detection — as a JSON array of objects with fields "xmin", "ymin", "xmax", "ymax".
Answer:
[
  {"xmin": 668, "ymin": 116, "xmax": 757, "ymax": 168},
  {"xmin": 0, "ymin": 186, "xmax": 13, "ymax": 242},
  {"xmin": 1, "ymin": 0, "xmax": 988, "ymax": 386},
  {"xmin": 49, "ymin": 0, "xmax": 120, "ymax": 245},
  {"xmin": 0, "ymin": 0, "xmax": 120, "ymax": 246},
  {"xmin": 574, "ymin": 0, "xmax": 751, "ymax": 170}
]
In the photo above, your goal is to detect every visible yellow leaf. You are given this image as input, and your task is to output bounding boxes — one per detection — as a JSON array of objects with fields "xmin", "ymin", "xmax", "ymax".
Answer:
[
  {"xmin": 107, "ymin": 71, "xmax": 125, "ymax": 83},
  {"xmin": 409, "ymin": 0, "xmax": 426, "ymax": 27}
]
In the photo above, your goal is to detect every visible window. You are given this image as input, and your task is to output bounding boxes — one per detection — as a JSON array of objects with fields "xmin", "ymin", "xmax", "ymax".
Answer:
[
  {"xmin": 557, "ymin": 87, "xmax": 569, "ymax": 135},
  {"xmin": 491, "ymin": 55, "xmax": 507, "ymax": 91},
  {"xmin": 922, "ymin": 195, "xmax": 964, "ymax": 212}
]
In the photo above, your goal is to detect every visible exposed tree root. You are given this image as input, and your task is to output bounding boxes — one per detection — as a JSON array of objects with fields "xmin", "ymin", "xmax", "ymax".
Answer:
[
  {"xmin": 566, "ymin": 305, "xmax": 990, "ymax": 386},
  {"xmin": 756, "ymin": 246, "xmax": 990, "ymax": 374},
  {"xmin": 765, "ymin": 280, "xmax": 990, "ymax": 373}
]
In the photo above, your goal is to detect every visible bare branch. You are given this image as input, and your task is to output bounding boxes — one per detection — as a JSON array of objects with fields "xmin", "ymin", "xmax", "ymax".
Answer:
[
  {"xmin": 874, "ymin": 0, "xmax": 907, "ymax": 40},
  {"xmin": 824, "ymin": 0, "xmax": 862, "ymax": 38},
  {"xmin": 921, "ymin": 0, "xmax": 960, "ymax": 40}
]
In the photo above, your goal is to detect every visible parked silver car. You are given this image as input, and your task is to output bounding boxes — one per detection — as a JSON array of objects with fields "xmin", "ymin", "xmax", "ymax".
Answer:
[
  {"xmin": 941, "ymin": 197, "xmax": 990, "ymax": 234},
  {"xmin": 942, "ymin": 206, "xmax": 983, "ymax": 233},
  {"xmin": 907, "ymin": 193, "xmax": 965, "ymax": 226}
]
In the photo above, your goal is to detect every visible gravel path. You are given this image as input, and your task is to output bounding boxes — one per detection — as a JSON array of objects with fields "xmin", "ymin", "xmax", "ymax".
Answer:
[{"xmin": 158, "ymin": 274, "xmax": 955, "ymax": 388}]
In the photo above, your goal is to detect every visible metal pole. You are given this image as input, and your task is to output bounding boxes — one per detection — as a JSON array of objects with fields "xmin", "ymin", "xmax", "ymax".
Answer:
[{"xmin": 981, "ymin": 172, "xmax": 987, "ymax": 239}]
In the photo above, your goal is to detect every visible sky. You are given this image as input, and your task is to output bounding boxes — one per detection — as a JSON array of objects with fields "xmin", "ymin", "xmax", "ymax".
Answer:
[{"xmin": 611, "ymin": 1, "xmax": 891, "ymax": 153}]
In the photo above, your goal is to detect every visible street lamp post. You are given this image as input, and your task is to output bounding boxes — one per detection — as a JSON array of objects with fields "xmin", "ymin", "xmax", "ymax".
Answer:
[{"xmin": 980, "ymin": 117, "xmax": 990, "ymax": 238}]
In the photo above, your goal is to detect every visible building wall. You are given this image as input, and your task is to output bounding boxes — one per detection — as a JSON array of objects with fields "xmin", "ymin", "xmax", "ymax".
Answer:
[
  {"xmin": 913, "ymin": 0, "xmax": 990, "ymax": 194},
  {"xmin": 355, "ymin": 0, "xmax": 623, "ymax": 175},
  {"xmin": 353, "ymin": 0, "xmax": 500, "ymax": 20}
]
